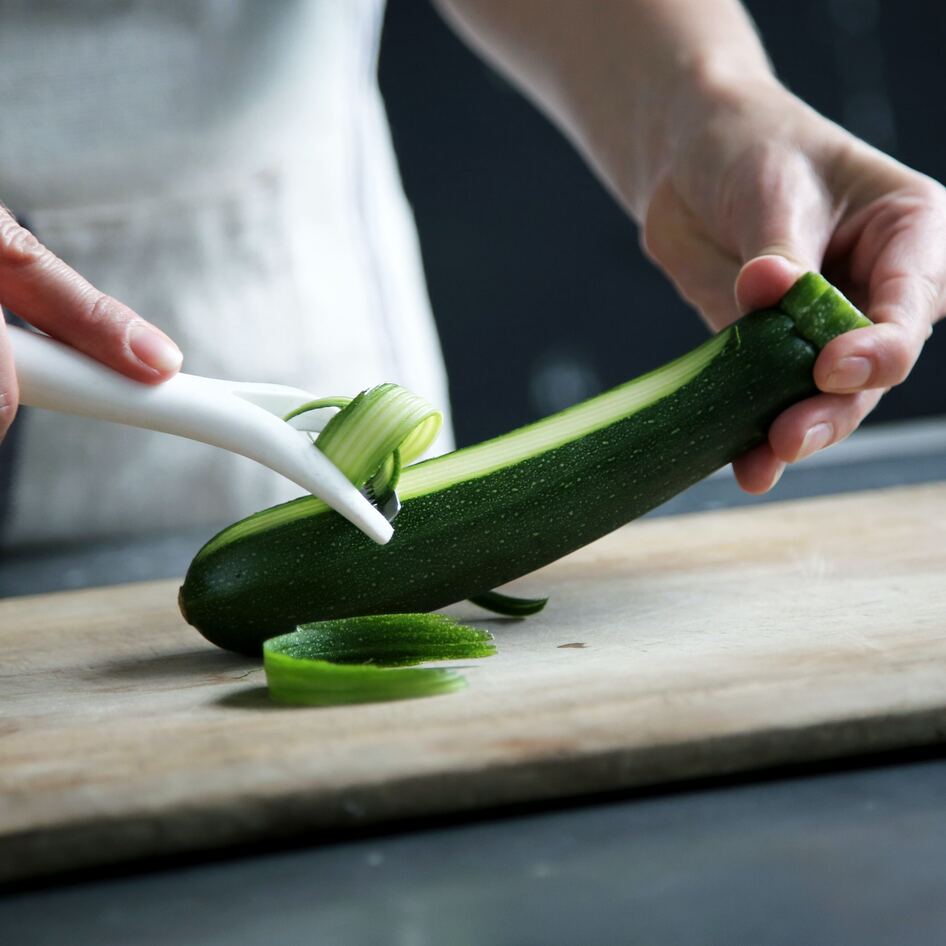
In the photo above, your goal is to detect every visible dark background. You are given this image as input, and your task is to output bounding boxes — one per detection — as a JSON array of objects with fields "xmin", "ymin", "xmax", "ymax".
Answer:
[{"xmin": 379, "ymin": 0, "xmax": 946, "ymax": 447}]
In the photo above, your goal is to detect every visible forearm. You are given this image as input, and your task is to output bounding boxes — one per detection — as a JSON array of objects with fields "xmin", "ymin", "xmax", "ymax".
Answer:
[{"xmin": 434, "ymin": 0, "xmax": 775, "ymax": 218}]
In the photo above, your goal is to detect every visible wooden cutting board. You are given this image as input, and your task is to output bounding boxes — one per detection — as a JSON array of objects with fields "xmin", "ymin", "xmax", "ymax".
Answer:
[{"xmin": 3, "ymin": 483, "xmax": 946, "ymax": 883}]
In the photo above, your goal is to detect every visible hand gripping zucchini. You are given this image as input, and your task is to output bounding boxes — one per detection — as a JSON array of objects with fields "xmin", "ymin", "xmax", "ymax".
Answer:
[{"xmin": 180, "ymin": 274, "xmax": 870, "ymax": 654}]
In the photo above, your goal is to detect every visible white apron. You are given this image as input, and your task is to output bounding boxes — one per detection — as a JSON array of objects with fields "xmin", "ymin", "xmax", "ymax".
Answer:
[{"xmin": 0, "ymin": 0, "xmax": 452, "ymax": 548}]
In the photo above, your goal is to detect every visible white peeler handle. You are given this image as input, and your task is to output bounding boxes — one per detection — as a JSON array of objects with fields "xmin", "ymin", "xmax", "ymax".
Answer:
[{"xmin": 8, "ymin": 325, "xmax": 392, "ymax": 544}]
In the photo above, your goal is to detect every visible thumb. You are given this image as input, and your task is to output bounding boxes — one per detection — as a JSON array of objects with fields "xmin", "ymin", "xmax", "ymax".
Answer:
[
  {"xmin": 732, "ymin": 155, "xmax": 829, "ymax": 312},
  {"xmin": 735, "ymin": 253, "xmax": 807, "ymax": 313}
]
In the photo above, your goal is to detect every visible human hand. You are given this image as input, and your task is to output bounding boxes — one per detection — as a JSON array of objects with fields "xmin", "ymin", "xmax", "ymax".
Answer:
[
  {"xmin": 0, "ymin": 206, "xmax": 182, "ymax": 442},
  {"xmin": 641, "ymin": 79, "xmax": 946, "ymax": 492}
]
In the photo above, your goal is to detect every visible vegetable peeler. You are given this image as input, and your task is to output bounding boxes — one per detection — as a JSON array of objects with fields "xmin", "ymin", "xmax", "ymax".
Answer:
[{"xmin": 8, "ymin": 324, "xmax": 394, "ymax": 544}]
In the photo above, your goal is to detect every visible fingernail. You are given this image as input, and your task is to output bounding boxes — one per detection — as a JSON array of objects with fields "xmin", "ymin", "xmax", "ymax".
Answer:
[
  {"xmin": 129, "ymin": 324, "xmax": 183, "ymax": 373},
  {"xmin": 825, "ymin": 356, "xmax": 871, "ymax": 391},
  {"xmin": 769, "ymin": 461, "xmax": 787, "ymax": 490},
  {"xmin": 797, "ymin": 422, "xmax": 833, "ymax": 461}
]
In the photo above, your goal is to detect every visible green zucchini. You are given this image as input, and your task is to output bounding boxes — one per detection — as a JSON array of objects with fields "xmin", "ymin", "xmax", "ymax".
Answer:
[{"xmin": 180, "ymin": 273, "xmax": 869, "ymax": 655}]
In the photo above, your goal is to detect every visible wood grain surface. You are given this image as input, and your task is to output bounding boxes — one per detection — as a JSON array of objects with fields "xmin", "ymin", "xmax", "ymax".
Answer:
[{"xmin": 3, "ymin": 483, "xmax": 946, "ymax": 882}]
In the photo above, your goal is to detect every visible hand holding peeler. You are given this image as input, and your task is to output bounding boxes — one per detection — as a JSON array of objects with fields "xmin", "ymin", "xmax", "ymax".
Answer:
[{"xmin": 8, "ymin": 324, "xmax": 394, "ymax": 544}]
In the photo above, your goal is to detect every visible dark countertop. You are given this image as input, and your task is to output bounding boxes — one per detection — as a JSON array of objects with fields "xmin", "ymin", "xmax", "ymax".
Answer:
[
  {"xmin": 5, "ymin": 755, "xmax": 946, "ymax": 946},
  {"xmin": 4, "ymin": 420, "xmax": 946, "ymax": 944}
]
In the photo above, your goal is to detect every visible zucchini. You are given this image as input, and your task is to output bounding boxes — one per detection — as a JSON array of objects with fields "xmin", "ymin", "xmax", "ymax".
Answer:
[{"xmin": 181, "ymin": 274, "xmax": 869, "ymax": 655}]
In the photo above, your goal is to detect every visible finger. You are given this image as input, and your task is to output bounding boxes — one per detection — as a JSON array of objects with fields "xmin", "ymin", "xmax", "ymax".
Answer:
[
  {"xmin": 734, "ymin": 387, "xmax": 882, "ymax": 492},
  {"xmin": 731, "ymin": 148, "xmax": 834, "ymax": 315},
  {"xmin": 642, "ymin": 178, "xmax": 741, "ymax": 329},
  {"xmin": 766, "ymin": 388, "xmax": 884, "ymax": 462},
  {"xmin": 0, "ymin": 211, "xmax": 182, "ymax": 382},
  {"xmin": 817, "ymin": 271, "xmax": 939, "ymax": 395},
  {"xmin": 732, "ymin": 442, "xmax": 786, "ymax": 494},
  {"xmin": 815, "ymin": 322, "xmax": 919, "ymax": 393},
  {"xmin": 820, "ymin": 190, "xmax": 946, "ymax": 393},
  {"xmin": 0, "ymin": 320, "xmax": 17, "ymax": 441},
  {"xmin": 843, "ymin": 186, "xmax": 946, "ymax": 332}
]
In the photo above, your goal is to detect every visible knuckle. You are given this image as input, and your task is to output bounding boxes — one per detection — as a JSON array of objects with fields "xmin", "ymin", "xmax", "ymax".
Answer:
[
  {"xmin": 850, "ymin": 389, "xmax": 882, "ymax": 426},
  {"xmin": 640, "ymin": 216, "xmax": 667, "ymax": 266},
  {"xmin": 884, "ymin": 326, "xmax": 918, "ymax": 383},
  {"xmin": 83, "ymin": 291, "xmax": 122, "ymax": 329},
  {"xmin": 0, "ymin": 214, "xmax": 45, "ymax": 267},
  {"xmin": 640, "ymin": 178, "xmax": 677, "ymax": 267},
  {"xmin": 913, "ymin": 270, "xmax": 941, "ymax": 312},
  {"xmin": 913, "ymin": 177, "xmax": 946, "ymax": 209},
  {"xmin": 890, "ymin": 353, "xmax": 914, "ymax": 385}
]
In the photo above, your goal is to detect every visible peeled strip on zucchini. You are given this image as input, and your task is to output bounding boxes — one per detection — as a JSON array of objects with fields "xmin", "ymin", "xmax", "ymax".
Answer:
[
  {"xmin": 181, "ymin": 273, "xmax": 870, "ymax": 655},
  {"xmin": 263, "ymin": 614, "xmax": 496, "ymax": 705},
  {"xmin": 284, "ymin": 384, "xmax": 442, "ymax": 502},
  {"xmin": 287, "ymin": 388, "xmax": 537, "ymax": 612}
]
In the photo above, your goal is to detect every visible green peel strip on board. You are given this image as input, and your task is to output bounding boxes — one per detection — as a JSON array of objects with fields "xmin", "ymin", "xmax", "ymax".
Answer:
[{"xmin": 263, "ymin": 614, "xmax": 496, "ymax": 705}]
